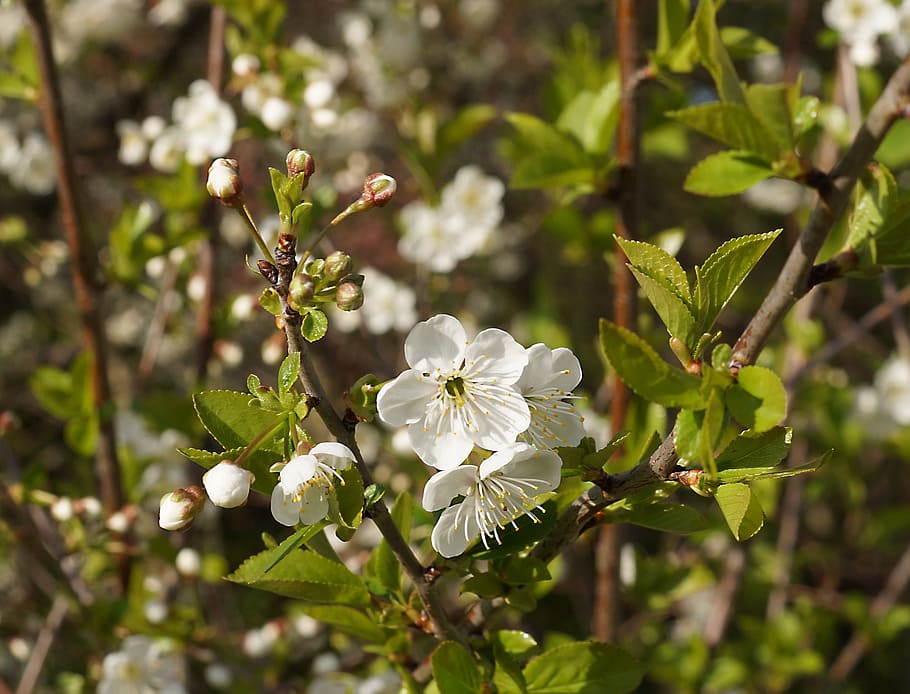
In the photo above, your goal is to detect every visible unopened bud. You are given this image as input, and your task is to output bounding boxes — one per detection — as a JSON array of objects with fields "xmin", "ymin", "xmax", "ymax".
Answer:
[
  {"xmin": 206, "ymin": 158, "xmax": 243, "ymax": 207},
  {"xmin": 288, "ymin": 273, "xmax": 315, "ymax": 311},
  {"xmin": 324, "ymin": 251, "xmax": 352, "ymax": 281},
  {"xmin": 330, "ymin": 173, "xmax": 398, "ymax": 225},
  {"xmin": 286, "ymin": 149, "xmax": 316, "ymax": 179},
  {"xmin": 335, "ymin": 277, "xmax": 364, "ymax": 311},
  {"xmin": 159, "ymin": 486, "xmax": 205, "ymax": 531},
  {"xmin": 202, "ymin": 460, "xmax": 254, "ymax": 509}
]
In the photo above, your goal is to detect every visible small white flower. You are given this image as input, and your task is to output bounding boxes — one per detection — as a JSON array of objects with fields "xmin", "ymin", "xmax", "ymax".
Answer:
[
  {"xmin": 440, "ymin": 165, "xmax": 504, "ymax": 241},
  {"xmin": 232, "ymin": 53, "xmax": 261, "ymax": 78},
  {"xmin": 116, "ymin": 119, "xmax": 148, "ymax": 166},
  {"xmin": 172, "ymin": 80, "xmax": 236, "ymax": 166},
  {"xmin": 423, "ymin": 443, "xmax": 561, "ymax": 557},
  {"xmin": 516, "ymin": 344, "xmax": 585, "ymax": 450},
  {"xmin": 204, "ymin": 662, "xmax": 232, "ymax": 690},
  {"xmin": 823, "ymin": 0, "xmax": 897, "ymax": 65},
  {"xmin": 398, "ymin": 201, "xmax": 464, "ymax": 272},
  {"xmin": 260, "ymin": 96, "xmax": 295, "ymax": 131},
  {"xmin": 270, "ymin": 442, "xmax": 356, "ymax": 526},
  {"xmin": 11, "ymin": 133, "xmax": 55, "ymax": 195},
  {"xmin": 50, "ymin": 497, "xmax": 74, "ymax": 522},
  {"xmin": 377, "ymin": 314, "xmax": 530, "ymax": 469},
  {"xmin": 0, "ymin": 121, "xmax": 20, "ymax": 175},
  {"xmin": 203, "ymin": 461, "xmax": 253, "ymax": 508},
  {"xmin": 144, "ymin": 598, "xmax": 168, "ymax": 624},
  {"xmin": 149, "ymin": 126, "xmax": 184, "ymax": 173},
  {"xmin": 875, "ymin": 356, "xmax": 910, "ymax": 425},
  {"xmin": 174, "ymin": 547, "xmax": 201, "ymax": 577},
  {"xmin": 98, "ymin": 636, "xmax": 186, "ymax": 694}
]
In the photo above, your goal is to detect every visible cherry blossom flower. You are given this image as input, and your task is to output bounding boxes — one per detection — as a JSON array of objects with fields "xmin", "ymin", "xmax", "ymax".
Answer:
[
  {"xmin": 516, "ymin": 344, "xmax": 585, "ymax": 450},
  {"xmin": 823, "ymin": 0, "xmax": 897, "ymax": 66},
  {"xmin": 202, "ymin": 460, "xmax": 253, "ymax": 508},
  {"xmin": 172, "ymin": 80, "xmax": 236, "ymax": 166},
  {"xmin": 98, "ymin": 636, "xmax": 186, "ymax": 694},
  {"xmin": 271, "ymin": 442, "xmax": 356, "ymax": 526},
  {"xmin": 376, "ymin": 314, "xmax": 530, "ymax": 469},
  {"xmin": 422, "ymin": 443, "xmax": 561, "ymax": 558}
]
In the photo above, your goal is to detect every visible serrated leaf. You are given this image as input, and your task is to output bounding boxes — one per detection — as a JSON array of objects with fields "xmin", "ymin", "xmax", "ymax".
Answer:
[
  {"xmin": 432, "ymin": 642, "xmax": 483, "ymax": 694},
  {"xmin": 556, "ymin": 81, "xmax": 621, "ymax": 155},
  {"xmin": 616, "ymin": 236, "xmax": 691, "ymax": 300},
  {"xmin": 716, "ymin": 427, "xmax": 792, "ymax": 470},
  {"xmin": 259, "ymin": 287, "xmax": 282, "ymax": 316},
  {"xmin": 669, "ymin": 103, "xmax": 777, "ymax": 160},
  {"xmin": 846, "ymin": 162, "xmax": 898, "ymax": 263},
  {"xmin": 629, "ymin": 266, "xmax": 697, "ymax": 341},
  {"xmin": 725, "ymin": 365, "xmax": 787, "ymax": 432},
  {"xmin": 302, "ymin": 308, "xmax": 328, "ymax": 342},
  {"xmin": 524, "ymin": 641, "xmax": 644, "ymax": 694},
  {"xmin": 300, "ymin": 605, "xmax": 386, "ymax": 644},
  {"xmin": 366, "ymin": 492, "xmax": 412, "ymax": 594},
  {"xmin": 226, "ymin": 542, "xmax": 370, "ymax": 606},
  {"xmin": 684, "ymin": 149, "xmax": 775, "ymax": 197},
  {"xmin": 716, "ymin": 449, "xmax": 830, "ymax": 484},
  {"xmin": 493, "ymin": 641, "xmax": 528, "ymax": 694},
  {"xmin": 611, "ymin": 503, "xmax": 707, "ymax": 533},
  {"xmin": 714, "ymin": 483, "xmax": 764, "ymax": 540},
  {"xmin": 192, "ymin": 390, "xmax": 285, "ymax": 454},
  {"xmin": 178, "ymin": 446, "xmax": 281, "ymax": 496},
  {"xmin": 694, "ymin": 229, "xmax": 782, "ymax": 331},
  {"xmin": 599, "ymin": 319, "xmax": 705, "ymax": 409},
  {"xmin": 744, "ymin": 81, "xmax": 799, "ymax": 153},
  {"xmin": 693, "ymin": 0, "xmax": 745, "ymax": 104},
  {"xmin": 278, "ymin": 352, "xmax": 300, "ymax": 394}
]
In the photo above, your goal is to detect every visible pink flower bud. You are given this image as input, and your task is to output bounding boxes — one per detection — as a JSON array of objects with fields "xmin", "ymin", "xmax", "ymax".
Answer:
[
  {"xmin": 362, "ymin": 173, "xmax": 397, "ymax": 207},
  {"xmin": 335, "ymin": 276, "xmax": 364, "ymax": 311},
  {"xmin": 286, "ymin": 149, "xmax": 316, "ymax": 179}
]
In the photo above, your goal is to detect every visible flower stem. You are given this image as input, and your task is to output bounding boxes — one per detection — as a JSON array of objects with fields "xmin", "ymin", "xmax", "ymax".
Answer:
[
  {"xmin": 234, "ymin": 417, "xmax": 288, "ymax": 469},
  {"xmin": 238, "ymin": 203, "xmax": 277, "ymax": 265}
]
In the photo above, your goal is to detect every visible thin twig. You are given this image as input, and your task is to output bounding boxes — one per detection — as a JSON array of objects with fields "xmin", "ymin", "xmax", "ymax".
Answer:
[
  {"xmin": 22, "ymin": 0, "xmax": 127, "ymax": 590},
  {"xmin": 15, "ymin": 595, "xmax": 68, "ymax": 694},
  {"xmin": 703, "ymin": 545, "xmax": 745, "ymax": 647}
]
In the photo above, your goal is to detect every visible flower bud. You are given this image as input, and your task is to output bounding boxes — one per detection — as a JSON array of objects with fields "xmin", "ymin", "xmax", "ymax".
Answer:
[
  {"xmin": 335, "ymin": 277, "xmax": 364, "ymax": 311},
  {"xmin": 286, "ymin": 149, "xmax": 316, "ymax": 179},
  {"xmin": 323, "ymin": 251, "xmax": 352, "ymax": 281},
  {"xmin": 159, "ymin": 486, "xmax": 205, "ymax": 531},
  {"xmin": 202, "ymin": 460, "xmax": 254, "ymax": 508},
  {"xmin": 362, "ymin": 173, "xmax": 397, "ymax": 207},
  {"xmin": 288, "ymin": 273, "xmax": 315, "ymax": 311},
  {"xmin": 206, "ymin": 158, "xmax": 243, "ymax": 207}
]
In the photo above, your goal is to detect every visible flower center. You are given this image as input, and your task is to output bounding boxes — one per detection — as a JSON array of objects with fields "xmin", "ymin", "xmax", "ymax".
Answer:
[
  {"xmin": 444, "ymin": 376, "xmax": 467, "ymax": 400},
  {"xmin": 290, "ymin": 462, "xmax": 344, "ymax": 503}
]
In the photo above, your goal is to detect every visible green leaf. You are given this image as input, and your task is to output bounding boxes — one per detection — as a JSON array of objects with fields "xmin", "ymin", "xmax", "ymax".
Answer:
[
  {"xmin": 301, "ymin": 308, "xmax": 328, "ymax": 342},
  {"xmin": 684, "ymin": 149, "xmax": 775, "ymax": 197},
  {"xmin": 792, "ymin": 95, "xmax": 820, "ymax": 138},
  {"xmin": 278, "ymin": 353, "xmax": 300, "ymax": 394},
  {"xmin": 500, "ymin": 557, "xmax": 551, "ymax": 586},
  {"xmin": 674, "ymin": 396, "xmax": 725, "ymax": 465},
  {"xmin": 192, "ymin": 390, "xmax": 285, "ymax": 453},
  {"xmin": 524, "ymin": 642, "xmax": 644, "ymax": 694},
  {"xmin": 292, "ymin": 201, "xmax": 313, "ymax": 228},
  {"xmin": 462, "ymin": 573, "xmax": 505, "ymax": 599},
  {"xmin": 366, "ymin": 492, "xmax": 412, "ymax": 594},
  {"xmin": 178, "ymin": 446, "xmax": 281, "ymax": 496},
  {"xmin": 505, "ymin": 112, "xmax": 594, "ymax": 190},
  {"xmin": 669, "ymin": 103, "xmax": 777, "ymax": 160},
  {"xmin": 226, "ymin": 542, "xmax": 370, "ymax": 606},
  {"xmin": 719, "ymin": 26, "xmax": 778, "ymax": 59},
  {"xmin": 693, "ymin": 0, "xmax": 745, "ymax": 104},
  {"xmin": 629, "ymin": 267, "xmax": 697, "ymax": 340},
  {"xmin": 616, "ymin": 237, "xmax": 691, "ymax": 300},
  {"xmin": 332, "ymin": 466, "xmax": 364, "ymax": 530},
  {"xmin": 863, "ymin": 194, "xmax": 910, "ymax": 266},
  {"xmin": 438, "ymin": 104, "xmax": 497, "ymax": 158},
  {"xmin": 599, "ymin": 319, "xmax": 704, "ymax": 409},
  {"xmin": 299, "ymin": 605, "xmax": 386, "ymax": 644},
  {"xmin": 268, "ymin": 167, "xmax": 289, "ymax": 216},
  {"xmin": 656, "ymin": 0, "xmax": 691, "ymax": 57},
  {"xmin": 259, "ymin": 287, "xmax": 282, "ymax": 316},
  {"xmin": 432, "ymin": 642, "xmax": 483, "ymax": 694},
  {"xmin": 715, "ymin": 427, "xmax": 792, "ymax": 470},
  {"xmin": 744, "ymin": 81, "xmax": 800, "ymax": 153},
  {"xmin": 556, "ymin": 81, "xmax": 621, "ymax": 155},
  {"xmin": 716, "ymin": 449, "xmax": 830, "ymax": 484},
  {"xmin": 611, "ymin": 503, "xmax": 706, "ymax": 533},
  {"xmin": 490, "ymin": 630, "xmax": 539, "ymax": 659},
  {"xmin": 493, "ymin": 641, "xmax": 527, "ymax": 694},
  {"xmin": 725, "ymin": 365, "xmax": 787, "ymax": 432},
  {"xmin": 693, "ymin": 229, "xmax": 782, "ymax": 332},
  {"xmin": 714, "ymin": 483, "xmax": 764, "ymax": 540}
]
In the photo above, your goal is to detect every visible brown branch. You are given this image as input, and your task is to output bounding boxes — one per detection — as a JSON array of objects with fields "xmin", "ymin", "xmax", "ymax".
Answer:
[
  {"xmin": 730, "ymin": 55, "xmax": 910, "ymax": 370},
  {"xmin": 15, "ymin": 595, "xmax": 68, "ymax": 694},
  {"xmin": 703, "ymin": 545, "xmax": 746, "ymax": 647},
  {"xmin": 22, "ymin": 0, "xmax": 127, "ymax": 590}
]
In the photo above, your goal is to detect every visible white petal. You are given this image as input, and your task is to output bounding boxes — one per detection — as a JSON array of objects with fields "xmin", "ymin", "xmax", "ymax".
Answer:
[
  {"xmin": 376, "ymin": 370, "xmax": 438, "ymax": 426},
  {"xmin": 549, "ymin": 347, "xmax": 583, "ymax": 390},
  {"xmin": 462, "ymin": 328, "xmax": 528, "ymax": 384},
  {"xmin": 478, "ymin": 443, "xmax": 529, "ymax": 477},
  {"xmin": 524, "ymin": 400, "xmax": 586, "ymax": 449},
  {"xmin": 496, "ymin": 446, "xmax": 562, "ymax": 493},
  {"xmin": 310, "ymin": 441, "xmax": 356, "ymax": 469},
  {"xmin": 462, "ymin": 384, "xmax": 530, "ymax": 451},
  {"xmin": 271, "ymin": 487, "xmax": 301, "ymax": 526},
  {"xmin": 408, "ymin": 417, "xmax": 475, "ymax": 469},
  {"xmin": 422, "ymin": 465, "xmax": 479, "ymax": 511},
  {"xmin": 279, "ymin": 454, "xmax": 318, "ymax": 494},
  {"xmin": 297, "ymin": 488, "xmax": 330, "ymax": 525},
  {"xmin": 431, "ymin": 503, "xmax": 479, "ymax": 558},
  {"xmin": 404, "ymin": 314, "xmax": 466, "ymax": 373}
]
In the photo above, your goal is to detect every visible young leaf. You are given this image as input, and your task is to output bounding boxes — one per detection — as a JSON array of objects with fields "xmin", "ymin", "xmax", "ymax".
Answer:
[
  {"xmin": 259, "ymin": 287, "xmax": 282, "ymax": 316},
  {"xmin": 523, "ymin": 642, "xmax": 644, "ymax": 694},
  {"xmin": 505, "ymin": 112, "xmax": 594, "ymax": 189},
  {"xmin": 556, "ymin": 81, "xmax": 621, "ymax": 155},
  {"xmin": 714, "ymin": 483, "xmax": 764, "ymax": 540},
  {"xmin": 715, "ymin": 427, "xmax": 792, "ymax": 470},
  {"xmin": 615, "ymin": 236, "xmax": 691, "ymax": 300},
  {"xmin": 192, "ymin": 390, "xmax": 285, "ymax": 453},
  {"xmin": 656, "ymin": 0, "xmax": 691, "ymax": 57},
  {"xmin": 226, "ymin": 544, "xmax": 371, "ymax": 606},
  {"xmin": 490, "ymin": 630, "xmax": 539, "ymax": 659},
  {"xmin": 692, "ymin": 0, "xmax": 745, "ymax": 104},
  {"xmin": 725, "ymin": 365, "xmax": 787, "ymax": 432},
  {"xmin": 715, "ymin": 449, "xmax": 831, "ymax": 483},
  {"xmin": 744, "ymin": 81, "xmax": 800, "ymax": 153},
  {"xmin": 599, "ymin": 319, "xmax": 705, "ymax": 409},
  {"xmin": 629, "ymin": 267, "xmax": 697, "ymax": 341},
  {"xmin": 301, "ymin": 308, "xmax": 328, "ymax": 342},
  {"xmin": 669, "ymin": 103, "xmax": 777, "ymax": 160},
  {"xmin": 684, "ymin": 150, "xmax": 775, "ymax": 197},
  {"xmin": 492, "ymin": 641, "xmax": 528, "ymax": 694},
  {"xmin": 332, "ymin": 466, "xmax": 364, "ymax": 530},
  {"xmin": 299, "ymin": 605, "xmax": 386, "ymax": 645},
  {"xmin": 693, "ymin": 229, "xmax": 782, "ymax": 332},
  {"xmin": 431, "ymin": 642, "xmax": 483, "ymax": 694},
  {"xmin": 278, "ymin": 352, "xmax": 300, "ymax": 395},
  {"xmin": 609, "ymin": 503, "xmax": 707, "ymax": 533}
]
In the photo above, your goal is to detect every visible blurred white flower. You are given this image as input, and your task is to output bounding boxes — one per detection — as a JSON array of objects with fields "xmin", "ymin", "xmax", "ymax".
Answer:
[
  {"xmin": 0, "ymin": 122, "xmax": 21, "ymax": 174},
  {"xmin": 148, "ymin": 0, "xmax": 191, "ymax": 26},
  {"xmin": 358, "ymin": 670, "xmax": 402, "ymax": 694},
  {"xmin": 50, "ymin": 497, "xmax": 74, "ymax": 522},
  {"xmin": 232, "ymin": 53, "xmax": 261, "ymax": 78},
  {"xmin": 875, "ymin": 356, "xmax": 910, "ymax": 425},
  {"xmin": 149, "ymin": 126, "xmax": 184, "ymax": 173},
  {"xmin": 332, "ymin": 267, "xmax": 417, "ymax": 335},
  {"xmin": 888, "ymin": 1, "xmax": 910, "ymax": 57},
  {"xmin": 144, "ymin": 598, "xmax": 168, "ymax": 624},
  {"xmin": 11, "ymin": 133, "xmax": 56, "ymax": 195},
  {"xmin": 98, "ymin": 636, "xmax": 186, "ymax": 694},
  {"xmin": 0, "ymin": 5, "xmax": 26, "ymax": 50},
  {"xmin": 304, "ymin": 79, "xmax": 336, "ymax": 109},
  {"xmin": 823, "ymin": 0, "xmax": 897, "ymax": 66},
  {"xmin": 175, "ymin": 547, "xmax": 201, "ymax": 577},
  {"xmin": 398, "ymin": 201, "xmax": 462, "ymax": 272},
  {"xmin": 172, "ymin": 80, "xmax": 236, "ymax": 165},
  {"xmin": 141, "ymin": 115, "xmax": 167, "ymax": 141},
  {"xmin": 116, "ymin": 119, "xmax": 148, "ymax": 166},
  {"xmin": 260, "ymin": 95, "xmax": 295, "ymax": 131},
  {"xmin": 60, "ymin": 0, "xmax": 142, "ymax": 46},
  {"xmin": 204, "ymin": 662, "xmax": 232, "ymax": 690}
]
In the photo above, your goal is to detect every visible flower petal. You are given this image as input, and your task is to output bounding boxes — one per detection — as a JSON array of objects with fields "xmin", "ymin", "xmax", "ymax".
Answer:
[
  {"xmin": 279, "ymin": 454, "xmax": 318, "ymax": 494},
  {"xmin": 461, "ymin": 383, "xmax": 530, "ymax": 451},
  {"xmin": 310, "ymin": 441, "xmax": 356, "ymax": 469},
  {"xmin": 404, "ymin": 314, "xmax": 466, "ymax": 373},
  {"xmin": 463, "ymin": 328, "xmax": 528, "ymax": 384},
  {"xmin": 493, "ymin": 445, "xmax": 563, "ymax": 493},
  {"xmin": 376, "ymin": 370, "xmax": 438, "ymax": 426},
  {"xmin": 431, "ymin": 502, "xmax": 480, "ymax": 558},
  {"xmin": 408, "ymin": 416, "xmax": 475, "ymax": 469},
  {"xmin": 478, "ymin": 442, "xmax": 529, "ymax": 477},
  {"xmin": 270, "ymin": 486, "xmax": 301, "ymax": 526},
  {"xmin": 549, "ymin": 347, "xmax": 583, "ymax": 391},
  {"xmin": 297, "ymin": 487, "xmax": 330, "ymax": 525},
  {"xmin": 422, "ymin": 465, "xmax": 479, "ymax": 511}
]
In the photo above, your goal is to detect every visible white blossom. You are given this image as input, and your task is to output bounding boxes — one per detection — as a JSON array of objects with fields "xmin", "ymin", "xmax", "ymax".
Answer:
[
  {"xmin": 516, "ymin": 344, "xmax": 585, "ymax": 450},
  {"xmin": 174, "ymin": 548, "xmax": 201, "ymax": 577},
  {"xmin": 172, "ymin": 80, "xmax": 236, "ymax": 166},
  {"xmin": 149, "ymin": 126, "xmax": 184, "ymax": 173},
  {"xmin": 875, "ymin": 356, "xmax": 910, "ymax": 425},
  {"xmin": 271, "ymin": 442, "xmax": 356, "ymax": 526},
  {"xmin": 377, "ymin": 314, "xmax": 530, "ymax": 469},
  {"xmin": 98, "ymin": 636, "xmax": 186, "ymax": 694},
  {"xmin": 823, "ymin": 0, "xmax": 897, "ymax": 66},
  {"xmin": 202, "ymin": 461, "xmax": 253, "ymax": 509},
  {"xmin": 0, "ymin": 122, "xmax": 21, "ymax": 174},
  {"xmin": 260, "ymin": 95, "xmax": 295, "ymax": 131},
  {"xmin": 422, "ymin": 443, "xmax": 561, "ymax": 557},
  {"xmin": 331, "ymin": 267, "xmax": 417, "ymax": 335},
  {"xmin": 116, "ymin": 119, "xmax": 148, "ymax": 166},
  {"xmin": 398, "ymin": 201, "xmax": 464, "ymax": 272},
  {"xmin": 11, "ymin": 133, "xmax": 56, "ymax": 195}
]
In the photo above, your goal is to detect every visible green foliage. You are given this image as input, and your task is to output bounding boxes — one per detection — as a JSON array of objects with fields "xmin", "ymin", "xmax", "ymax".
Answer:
[
  {"xmin": 192, "ymin": 390, "xmax": 285, "ymax": 453},
  {"xmin": 30, "ymin": 353, "xmax": 98, "ymax": 456},
  {"xmin": 504, "ymin": 113, "xmax": 597, "ymax": 191},
  {"xmin": 683, "ymin": 149, "xmax": 774, "ymax": 196},
  {"xmin": 725, "ymin": 365, "xmax": 787, "ymax": 432},
  {"xmin": 365, "ymin": 492, "xmax": 412, "ymax": 595},
  {"xmin": 714, "ymin": 483, "xmax": 764, "ymax": 540},
  {"xmin": 522, "ymin": 641, "xmax": 644, "ymax": 694},
  {"xmin": 431, "ymin": 642, "xmax": 484, "ymax": 694}
]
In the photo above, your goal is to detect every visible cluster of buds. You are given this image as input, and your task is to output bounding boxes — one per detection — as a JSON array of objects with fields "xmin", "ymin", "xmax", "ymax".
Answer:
[{"xmin": 287, "ymin": 250, "xmax": 364, "ymax": 313}]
